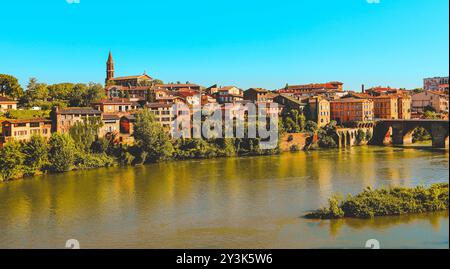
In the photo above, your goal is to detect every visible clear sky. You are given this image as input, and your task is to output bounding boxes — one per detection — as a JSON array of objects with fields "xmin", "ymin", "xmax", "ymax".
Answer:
[{"xmin": 1, "ymin": 0, "xmax": 448, "ymax": 91}]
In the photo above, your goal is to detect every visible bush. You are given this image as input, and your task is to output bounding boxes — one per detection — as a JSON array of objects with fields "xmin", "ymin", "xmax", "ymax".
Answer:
[
  {"xmin": 306, "ymin": 183, "xmax": 449, "ymax": 219},
  {"xmin": 133, "ymin": 110, "xmax": 174, "ymax": 163},
  {"xmin": 22, "ymin": 135, "xmax": 48, "ymax": 176},
  {"xmin": 0, "ymin": 141, "xmax": 24, "ymax": 181},
  {"xmin": 74, "ymin": 152, "xmax": 116, "ymax": 169},
  {"xmin": 48, "ymin": 133, "xmax": 76, "ymax": 172}
]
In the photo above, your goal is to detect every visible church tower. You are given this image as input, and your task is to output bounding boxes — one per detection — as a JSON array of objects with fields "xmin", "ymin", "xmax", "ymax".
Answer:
[{"xmin": 106, "ymin": 51, "xmax": 115, "ymax": 84}]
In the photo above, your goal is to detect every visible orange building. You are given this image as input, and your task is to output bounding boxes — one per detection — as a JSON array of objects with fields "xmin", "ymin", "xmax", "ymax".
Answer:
[
  {"xmin": 372, "ymin": 96, "xmax": 398, "ymax": 119},
  {"xmin": 308, "ymin": 96, "xmax": 330, "ymax": 127},
  {"xmin": 397, "ymin": 95, "xmax": 412, "ymax": 119},
  {"xmin": 1, "ymin": 118, "xmax": 52, "ymax": 144},
  {"xmin": 330, "ymin": 98, "xmax": 374, "ymax": 123}
]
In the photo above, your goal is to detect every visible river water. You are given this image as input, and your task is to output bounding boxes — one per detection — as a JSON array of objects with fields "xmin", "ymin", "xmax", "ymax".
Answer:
[{"xmin": 0, "ymin": 146, "xmax": 448, "ymax": 249}]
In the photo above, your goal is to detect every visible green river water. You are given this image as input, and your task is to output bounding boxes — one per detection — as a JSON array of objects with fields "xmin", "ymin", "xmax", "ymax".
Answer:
[{"xmin": 0, "ymin": 146, "xmax": 448, "ymax": 249}]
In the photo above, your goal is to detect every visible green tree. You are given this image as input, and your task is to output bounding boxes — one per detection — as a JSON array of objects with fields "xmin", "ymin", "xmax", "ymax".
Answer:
[
  {"xmin": 69, "ymin": 117, "xmax": 103, "ymax": 152},
  {"xmin": 305, "ymin": 120, "xmax": 318, "ymax": 134},
  {"xmin": 133, "ymin": 110, "xmax": 174, "ymax": 163},
  {"xmin": 423, "ymin": 110, "xmax": 439, "ymax": 119},
  {"xmin": 0, "ymin": 141, "xmax": 24, "ymax": 181},
  {"xmin": 0, "ymin": 74, "xmax": 24, "ymax": 99},
  {"xmin": 48, "ymin": 83, "xmax": 74, "ymax": 100},
  {"xmin": 22, "ymin": 135, "xmax": 49, "ymax": 175},
  {"xmin": 84, "ymin": 82, "xmax": 106, "ymax": 105},
  {"xmin": 48, "ymin": 133, "xmax": 76, "ymax": 172},
  {"xmin": 67, "ymin": 83, "xmax": 88, "ymax": 107},
  {"xmin": 22, "ymin": 77, "xmax": 49, "ymax": 105}
]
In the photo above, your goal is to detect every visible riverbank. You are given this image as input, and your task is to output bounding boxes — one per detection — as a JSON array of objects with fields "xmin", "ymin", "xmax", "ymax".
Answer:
[{"xmin": 305, "ymin": 183, "xmax": 449, "ymax": 219}]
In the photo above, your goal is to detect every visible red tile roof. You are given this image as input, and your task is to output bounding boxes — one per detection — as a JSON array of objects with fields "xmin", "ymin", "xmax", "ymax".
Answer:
[
  {"xmin": 2, "ymin": 118, "xmax": 51, "ymax": 124},
  {"xmin": 0, "ymin": 96, "xmax": 17, "ymax": 103},
  {"xmin": 278, "ymin": 82, "xmax": 343, "ymax": 93}
]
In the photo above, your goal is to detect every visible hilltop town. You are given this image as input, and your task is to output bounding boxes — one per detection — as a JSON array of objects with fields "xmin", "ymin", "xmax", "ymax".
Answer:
[{"xmin": 1, "ymin": 52, "xmax": 448, "ymax": 148}]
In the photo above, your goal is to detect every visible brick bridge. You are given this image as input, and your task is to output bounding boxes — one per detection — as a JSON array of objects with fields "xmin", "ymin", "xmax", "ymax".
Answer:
[{"xmin": 372, "ymin": 119, "xmax": 449, "ymax": 148}]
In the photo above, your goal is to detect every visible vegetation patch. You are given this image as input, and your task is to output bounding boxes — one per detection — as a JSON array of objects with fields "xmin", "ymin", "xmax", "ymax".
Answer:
[{"xmin": 305, "ymin": 183, "xmax": 449, "ymax": 219}]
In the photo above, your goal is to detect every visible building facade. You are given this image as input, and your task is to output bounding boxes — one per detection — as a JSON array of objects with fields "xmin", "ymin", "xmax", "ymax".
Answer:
[
  {"xmin": 308, "ymin": 96, "xmax": 331, "ymax": 127},
  {"xmin": 145, "ymin": 103, "xmax": 176, "ymax": 131},
  {"xmin": 91, "ymin": 98, "xmax": 139, "ymax": 113},
  {"xmin": 412, "ymin": 91, "xmax": 449, "ymax": 113},
  {"xmin": 0, "ymin": 96, "xmax": 18, "ymax": 112},
  {"xmin": 372, "ymin": 96, "xmax": 398, "ymax": 119},
  {"xmin": 1, "ymin": 118, "xmax": 52, "ymax": 144},
  {"xmin": 424, "ymin": 76, "xmax": 449, "ymax": 91},
  {"xmin": 330, "ymin": 98, "xmax": 374, "ymax": 123},
  {"xmin": 244, "ymin": 88, "xmax": 272, "ymax": 102},
  {"xmin": 53, "ymin": 107, "xmax": 102, "ymax": 134}
]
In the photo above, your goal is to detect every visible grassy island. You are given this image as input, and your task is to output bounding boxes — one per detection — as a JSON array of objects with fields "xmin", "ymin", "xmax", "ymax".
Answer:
[{"xmin": 305, "ymin": 183, "xmax": 449, "ymax": 219}]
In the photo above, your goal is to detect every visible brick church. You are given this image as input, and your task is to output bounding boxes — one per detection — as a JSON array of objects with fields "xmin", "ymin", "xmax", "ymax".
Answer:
[
  {"xmin": 105, "ymin": 51, "xmax": 154, "ymax": 99},
  {"xmin": 105, "ymin": 51, "xmax": 153, "ymax": 87}
]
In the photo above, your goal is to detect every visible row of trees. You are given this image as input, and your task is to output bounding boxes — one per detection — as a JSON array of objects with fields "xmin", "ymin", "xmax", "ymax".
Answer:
[
  {"xmin": 0, "ymin": 110, "xmax": 278, "ymax": 181},
  {"xmin": 0, "ymin": 74, "xmax": 106, "ymax": 109}
]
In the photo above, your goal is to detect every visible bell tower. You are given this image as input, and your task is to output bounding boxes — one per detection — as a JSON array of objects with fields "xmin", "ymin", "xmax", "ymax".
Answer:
[{"xmin": 106, "ymin": 51, "xmax": 115, "ymax": 84}]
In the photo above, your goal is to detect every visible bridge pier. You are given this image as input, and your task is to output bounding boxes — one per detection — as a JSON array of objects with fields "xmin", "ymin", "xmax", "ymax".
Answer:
[
  {"xmin": 391, "ymin": 125, "xmax": 413, "ymax": 146},
  {"xmin": 431, "ymin": 124, "xmax": 450, "ymax": 148}
]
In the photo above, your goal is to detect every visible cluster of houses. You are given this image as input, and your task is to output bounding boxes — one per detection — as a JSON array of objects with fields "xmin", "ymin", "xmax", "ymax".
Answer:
[{"xmin": 0, "ymin": 52, "xmax": 448, "ymax": 147}]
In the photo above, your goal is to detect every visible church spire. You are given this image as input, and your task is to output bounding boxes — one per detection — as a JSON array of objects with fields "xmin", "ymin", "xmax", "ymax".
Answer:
[{"xmin": 106, "ymin": 51, "xmax": 115, "ymax": 84}]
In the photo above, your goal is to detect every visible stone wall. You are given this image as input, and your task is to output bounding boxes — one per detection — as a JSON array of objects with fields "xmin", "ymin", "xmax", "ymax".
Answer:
[{"xmin": 279, "ymin": 133, "xmax": 309, "ymax": 151}]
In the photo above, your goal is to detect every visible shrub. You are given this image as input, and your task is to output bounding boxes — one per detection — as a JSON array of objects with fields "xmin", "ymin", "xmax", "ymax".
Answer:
[
  {"xmin": 48, "ymin": 133, "xmax": 76, "ymax": 172},
  {"xmin": 22, "ymin": 135, "xmax": 48, "ymax": 176},
  {"xmin": 0, "ymin": 141, "xmax": 24, "ymax": 181},
  {"xmin": 306, "ymin": 183, "xmax": 449, "ymax": 219},
  {"xmin": 74, "ymin": 152, "xmax": 116, "ymax": 169}
]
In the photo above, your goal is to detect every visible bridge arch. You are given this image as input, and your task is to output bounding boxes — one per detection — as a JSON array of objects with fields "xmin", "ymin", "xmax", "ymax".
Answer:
[{"xmin": 373, "ymin": 120, "xmax": 449, "ymax": 148}]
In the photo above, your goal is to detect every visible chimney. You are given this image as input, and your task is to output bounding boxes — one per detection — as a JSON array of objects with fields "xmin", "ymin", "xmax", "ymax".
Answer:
[{"xmin": 361, "ymin": 84, "xmax": 365, "ymax": 93}]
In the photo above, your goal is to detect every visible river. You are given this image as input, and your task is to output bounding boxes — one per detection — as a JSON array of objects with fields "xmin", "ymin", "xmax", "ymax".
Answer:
[{"xmin": 0, "ymin": 146, "xmax": 448, "ymax": 249}]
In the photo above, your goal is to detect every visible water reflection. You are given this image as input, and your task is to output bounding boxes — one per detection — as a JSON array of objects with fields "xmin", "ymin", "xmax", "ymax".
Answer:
[
  {"xmin": 322, "ymin": 211, "xmax": 449, "ymax": 238},
  {"xmin": 0, "ymin": 146, "xmax": 448, "ymax": 248}
]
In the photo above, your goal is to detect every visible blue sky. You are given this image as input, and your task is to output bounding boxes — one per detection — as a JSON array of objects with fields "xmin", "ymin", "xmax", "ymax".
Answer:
[{"xmin": 0, "ymin": 0, "xmax": 448, "ymax": 91}]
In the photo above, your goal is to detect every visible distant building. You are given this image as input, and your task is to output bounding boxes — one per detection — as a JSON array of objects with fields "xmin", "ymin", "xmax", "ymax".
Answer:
[
  {"xmin": 330, "ymin": 98, "xmax": 374, "ymax": 123},
  {"xmin": 214, "ymin": 86, "xmax": 244, "ymax": 104},
  {"xmin": 0, "ymin": 96, "xmax": 18, "ymax": 112},
  {"xmin": 345, "ymin": 91, "xmax": 411, "ymax": 119},
  {"xmin": 100, "ymin": 114, "xmax": 121, "ymax": 138},
  {"xmin": 106, "ymin": 85, "xmax": 151, "ymax": 101},
  {"xmin": 105, "ymin": 51, "xmax": 153, "ymax": 87},
  {"xmin": 397, "ymin": 95, "xmax": 412, "ymax": 120},
  {"xmin": 243, "ymin": 88, "xmax": 272, "ymax": 102},
  {"xmin": 277, "ymin": 82, "xmax": 344, "ymax": 95},
  {"xmin": 424, "ymin": 76, "xmax": 449, "ymax": 91},
  {"xmin": 155, "ymin": 83, "xmax": 201, "ymax": 92},
  {"xmin": 273, "ymin": 94, "xmax": 307, "ymax": 112},
  {"xmin": 91, "ymin": 98, "xmax": 140, "ymax": 113},
  {"xmin": 1, "ymin": 118, "xmax": 52, "ymax": 144},
  {"xmin": 372, "ymin": 96, "xmax": 399, "ymax": 120},
  {"xmin": 53, "ymin": 107, "xmax": 102, "ymax": 134},
  {"xmin": 364, "ymin": 87, "xmax": 405, "ymax": 96},
  {"xmin": 308, "ymin": 96, "xmax": 331, "ymax": 127},
  {"xmin": 411, "ymin": 91, "xmax": 449, "ymax": 113},
  {"xmin": 145, "ymin": 103, "xmax": 176, "ymax": 131}
]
